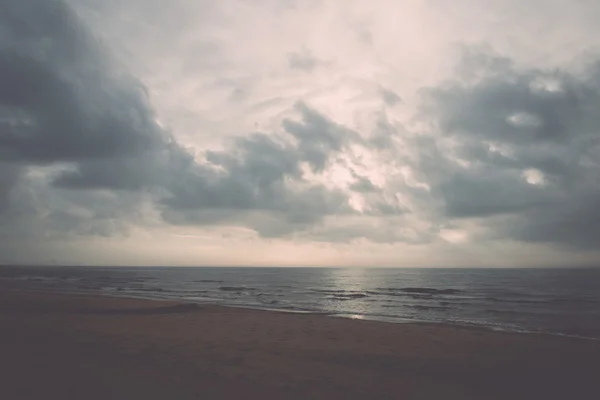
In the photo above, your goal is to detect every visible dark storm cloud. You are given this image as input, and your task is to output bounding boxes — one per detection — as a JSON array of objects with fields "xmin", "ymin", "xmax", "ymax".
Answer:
[
  {"xmin": 437, "ymin": 168, "xmax": 552, "ymax": 217},
  {"xmin": 5, "ymin": 0, "xmax": 599, "ymax": 254},
  {"xmin": 0, "ymin": 0, "xmax": 179, "ymax": 247},
  {"xmin": 0, "ymin": 163, "xmax": 21, "ymax": 213},
  {"xmin": 420, "ymin": 48, "xmax": 600, "ymax": 249},
  {"xmin": 160, "ymin": 104, "xmax": 356, "ymax": 236},
  {"xmin": 0, "ymin": 0, "xmax": 369, "ymax": 241},
  {"xmin": 0, "ymin": 0, "xmax": 164, "ymax": 165}
]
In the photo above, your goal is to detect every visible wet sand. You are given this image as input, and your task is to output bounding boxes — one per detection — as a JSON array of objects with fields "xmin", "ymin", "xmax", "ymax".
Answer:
[{"xmin": 1, "ymin": 290, "xmax": 598, "ymax": 399}]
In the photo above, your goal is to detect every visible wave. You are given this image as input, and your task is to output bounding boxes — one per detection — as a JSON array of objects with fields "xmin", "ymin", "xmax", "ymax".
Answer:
[
  {"xmin": 258, "ymin": 299, "xmax": 279, "ymax": 305},
  {"xmin": 407, "ymin": 304, "xmax": 453, "ymax": 311},
  {"xmin": 137, "ymin": 287, "xmax": 165, "ymax": 292},
  {"xmin": 310, "ymin": 288, "xmax": 362, "ymax": 294},
  {"xmin": 219, "ymin": 286, "xmax": 256, "ymax": 292},
  {"xmin": 485, "ymin": 309, "xmax": 522, "ymax": 315},
  {"xmin": 77, "ymin": 284, "xmax": 103, "ymax": 290},
  {"xmin": 374, "ymin": 287, "xmax": 463, "ymax": 295},
  {"xmin": 194, "ymin": 279, "xmax": 224, "ymax": 283},
  {"xmin": 327, "ymin": 293, "xmax": 369, "ymax": 301},
  {"xmin": 485, "ymin": 296, "xmax": 547, "ymax": 305}
]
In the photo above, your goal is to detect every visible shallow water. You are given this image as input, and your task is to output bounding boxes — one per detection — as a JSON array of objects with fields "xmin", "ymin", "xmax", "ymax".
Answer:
[{"xmin": 2, "ymin": 266, "xmax": 599, "ymax": 338}]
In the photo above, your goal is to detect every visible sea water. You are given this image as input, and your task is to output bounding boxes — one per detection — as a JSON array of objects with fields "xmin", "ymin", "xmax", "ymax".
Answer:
[{"xmin": 1, "ymin": 266, "xmax": 599, "ymax": 338}]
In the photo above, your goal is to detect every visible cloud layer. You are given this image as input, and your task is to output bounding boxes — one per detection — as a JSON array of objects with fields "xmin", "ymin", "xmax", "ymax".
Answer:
[
  {"xmin": 1, "ymin": 0, "xmax": 599, "ymax": 265},
  {"xmin": 419, "ymin": 50, "xmax": 600, "ymax": 248}
]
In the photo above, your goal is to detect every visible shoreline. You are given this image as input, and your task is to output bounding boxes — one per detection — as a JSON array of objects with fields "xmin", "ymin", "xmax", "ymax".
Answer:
[
  {"xmin": 1, "ymin": 289, "xmax": 599, "ymax": 399},
  {"xmin": 7, "ymin": 286, "xmax": 599, "ymax": 341}
]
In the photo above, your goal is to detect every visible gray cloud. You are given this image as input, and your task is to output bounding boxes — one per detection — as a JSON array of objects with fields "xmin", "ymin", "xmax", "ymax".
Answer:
[
  {"xmin": 349, "ymin": 175, "xmax": 378, "ymax": 193},
  {"xmin": 282, "ymin": 103, "xmax": 362, "ymax": 171},
  {"xmin": 0, "ymin": 0, "xmax": 164, "ymax": 165},
  {"xmin": 288, "ymin": 49, "xmax": 319, "ymax": 72},
  {"xmin": 380, "ymin": 87, "xmax": 402, "ymax": 106},
  {"xmin": 160, "ymin": 104, "xmax": 358, "ymax": 236},
  {"xmin": 0, "ymin": 0, "xmax": 376, "ymax": 243},
  {"xmin": 0, "ymin": 163, "xmax": 21, "ymax": 213},
  {"xmin": 3, "ymin": 0, "xmax": 600, "ymax": 262},
  {"xmin": 420, "ymin": 47, "xmax": 600, "ymax": 249},
  {"xmin": 0, "ymin": 0, "xmax": 177, "ymax": 246}
]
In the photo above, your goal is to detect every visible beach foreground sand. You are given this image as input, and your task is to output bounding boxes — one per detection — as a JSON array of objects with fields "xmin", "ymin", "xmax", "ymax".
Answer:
[{"xmin": 1, "ymin": 291, "xmax": 598, "ymax": 399}]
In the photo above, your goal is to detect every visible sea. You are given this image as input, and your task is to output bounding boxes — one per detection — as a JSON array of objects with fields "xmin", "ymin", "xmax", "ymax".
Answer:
[{"xmin": 1, "ymin": 266, "xmax": 599, "ymax": 339}]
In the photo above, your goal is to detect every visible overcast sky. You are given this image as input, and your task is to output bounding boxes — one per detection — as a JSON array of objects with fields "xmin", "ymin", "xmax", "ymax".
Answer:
[{"xmin": 1, "ymin": 0, "xmax": 600, "ymax": 267}]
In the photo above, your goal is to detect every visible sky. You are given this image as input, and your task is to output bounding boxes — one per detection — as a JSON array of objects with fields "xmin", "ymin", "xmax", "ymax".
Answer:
[{"xmin": 1, "ymin": 0, "xmax": 600, "ymax": 267}]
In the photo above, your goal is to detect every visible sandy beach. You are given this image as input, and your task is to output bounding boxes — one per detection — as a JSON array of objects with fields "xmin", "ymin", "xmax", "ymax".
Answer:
[{"xmin": 1, "ymin": 290, "xmax": 598, "ymax": 399}]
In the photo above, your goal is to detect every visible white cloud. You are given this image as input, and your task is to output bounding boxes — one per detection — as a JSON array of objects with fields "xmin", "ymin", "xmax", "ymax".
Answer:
[
  {"xmin": 507, "ymin": 112, "xmax": 543, "ymax": 129},
  {"xmin": 522, "ymin": 168, "xmax": 546, "ymax": 186}
]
